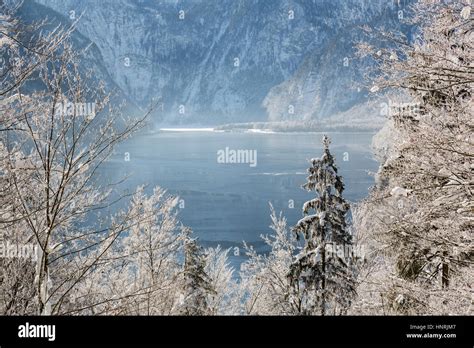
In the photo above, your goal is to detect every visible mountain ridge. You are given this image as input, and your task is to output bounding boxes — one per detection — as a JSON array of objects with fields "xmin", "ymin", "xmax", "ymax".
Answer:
[{"xmin": 32, "ymin": 0, "xmax": 413, "ymax": 126}]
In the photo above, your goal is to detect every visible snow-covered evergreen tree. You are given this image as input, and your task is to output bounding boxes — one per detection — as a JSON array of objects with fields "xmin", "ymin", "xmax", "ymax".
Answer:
[
  {"xmin": 178, "ymin": 228, "xmax": 215, "ymax": 315},
  {"xmin": 288, "ymin": 135, "xmax": 356, "ymax": 315}
]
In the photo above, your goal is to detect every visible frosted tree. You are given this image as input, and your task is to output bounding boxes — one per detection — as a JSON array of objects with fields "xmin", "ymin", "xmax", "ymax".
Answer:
[
  {"xmin": 56, "ymin": 188, "xmax": 233, "ymax": 316},
  {"xmin": 0, "ymin": 5, "xmax": 231, "ymax": 317},
  {"xmin": 204, "ymin": 246, "xmax": 238, "ymax": 315},
  {"xmin": 0, "ymin": 4, "xmax": 80, "ymax": 315},
  {"xmin": 288, "ymin": 135, "xmax": 356, "ymax": 315},
  {"xmin": 0, "ymin": 5, "xmax": 154, "ymax": 315},
  {"xmin": 239, "ymin": 204, "xmax": 297, "ymax": 315},
  {"xmin": 0, "ymin": 2, "xmax": 75, "ymax": 100},
  {"xmin": 353, "ymin": 0, "xmax": 473, "ymax": 315},
  {"xmin": 80, "ymin": 186, "xmax": 183, "ymax": 316},
  {"xmin": 177, "ymin": 228, "xmax": 215, "ymax": 315}
]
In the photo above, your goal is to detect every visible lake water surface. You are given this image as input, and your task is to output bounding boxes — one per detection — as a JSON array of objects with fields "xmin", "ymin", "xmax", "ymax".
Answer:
[{"xmin": 100, "ymin": 130, "xmax": 379, "ymax": 268}]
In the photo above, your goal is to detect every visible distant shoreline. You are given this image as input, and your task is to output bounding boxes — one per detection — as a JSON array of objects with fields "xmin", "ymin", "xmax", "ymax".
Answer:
[
  {"xmin": 152, "ymin": 122, "xmax": 381, "ymax": 134},
  {"xmin": 214, "ymin": 121, "xmax": 382, "ymax": 133}
]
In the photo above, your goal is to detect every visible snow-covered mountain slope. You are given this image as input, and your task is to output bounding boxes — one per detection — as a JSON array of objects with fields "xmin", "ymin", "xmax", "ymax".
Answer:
[
  {"xmin": 33, "ymin": 0, "xmax": 412, "ymax": 125},
  {"xmin": 14, "ymin": 0, "xmax": 137, "ymax": 113}
]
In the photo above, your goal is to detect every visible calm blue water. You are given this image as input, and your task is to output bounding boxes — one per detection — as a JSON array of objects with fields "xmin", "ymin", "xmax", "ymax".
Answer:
[{"xmin": 100, "ymin": 130, "xmax": 378, "ymax": 268}]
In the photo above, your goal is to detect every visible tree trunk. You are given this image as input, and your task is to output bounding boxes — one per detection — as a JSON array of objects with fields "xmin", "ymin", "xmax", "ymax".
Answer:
[{"xmin": 441, "ymin": 252, "xmax": 449, "ymax": 288}]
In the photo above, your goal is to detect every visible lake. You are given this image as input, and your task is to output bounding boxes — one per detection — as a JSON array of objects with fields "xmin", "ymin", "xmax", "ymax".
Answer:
[{"xmin": 100, "ymin": 130, "xmax": 379, "ymax": 268}]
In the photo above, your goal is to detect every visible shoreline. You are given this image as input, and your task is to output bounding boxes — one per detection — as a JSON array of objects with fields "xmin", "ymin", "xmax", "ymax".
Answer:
[{"xmin": 152, "ymin": 126, "xmax": 379, "ymax": 135}]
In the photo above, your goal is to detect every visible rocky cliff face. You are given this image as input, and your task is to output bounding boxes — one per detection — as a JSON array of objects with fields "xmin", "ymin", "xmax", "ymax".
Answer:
[
  {"xmin": 33, "ymin": 0, "xmax": 412, "ymax": 125},
  {"xmin": 11, "ymin": 0, "xmax": 134, "ymax": 111}
]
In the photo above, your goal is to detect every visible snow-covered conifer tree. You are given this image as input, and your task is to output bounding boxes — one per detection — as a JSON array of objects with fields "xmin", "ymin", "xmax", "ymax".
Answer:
[
  {"xmin": 288, "ymin": 135, "xmax": 356, "ymax": 315},
  {"xmin": 178, "ymin": 228, "xmax": 215, "ymax": 315}
]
